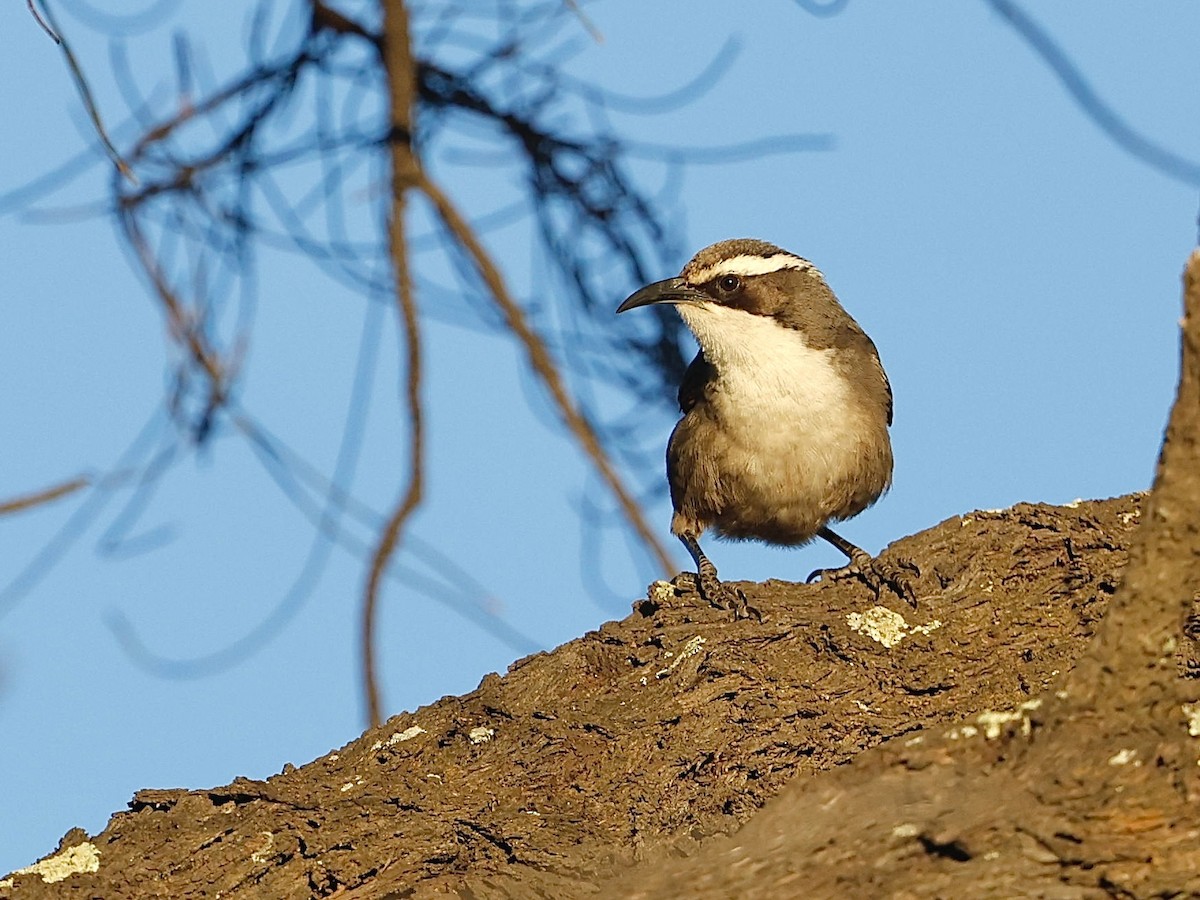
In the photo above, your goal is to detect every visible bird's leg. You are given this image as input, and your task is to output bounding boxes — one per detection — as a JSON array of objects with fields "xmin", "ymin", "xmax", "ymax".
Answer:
[
  {"xmin": 807, "ymin": 526, "xmax": 919, "ymax": 607},
  {"xmin": 677, "ymin": 533, "xmax": 758, "ymax": 619}
]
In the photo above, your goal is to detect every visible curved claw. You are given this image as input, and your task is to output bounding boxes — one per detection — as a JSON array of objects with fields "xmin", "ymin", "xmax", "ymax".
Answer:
[
  {"xmin": 807, "ymin": 562, "xmax": 859, "ymax": 585},
  {"xmin": 703, "ymin": 579, "xmax": 763, "ymax": 622},
  {"xmin": 809, "ymin": 555, "xmax": 921, "ymax": 608},
  {"xmin": 674, "ymin": 569, "xmax": 764, "ymax": 621}
]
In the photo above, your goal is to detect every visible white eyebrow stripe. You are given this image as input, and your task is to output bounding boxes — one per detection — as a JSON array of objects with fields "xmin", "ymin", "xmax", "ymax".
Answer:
[{"xmin": 688, "ymin": 254, "xmax": 820, "ymax": 283}]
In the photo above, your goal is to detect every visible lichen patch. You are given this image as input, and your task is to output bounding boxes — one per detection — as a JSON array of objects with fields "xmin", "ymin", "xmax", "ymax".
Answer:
[
  {"xmin": 846, "ymin": 606, "xmax": 943, "ymax": 648},
  {"xmin": 372, "ymin": 725, "xmax": 426, "ymax": 751},
  {"xmin": 4, "ymin": 841, "xmax": 100, "ymax": 885},
  {"xmin": 977, "ymin": 698, "xmax": 1043, "ymax": 740}
]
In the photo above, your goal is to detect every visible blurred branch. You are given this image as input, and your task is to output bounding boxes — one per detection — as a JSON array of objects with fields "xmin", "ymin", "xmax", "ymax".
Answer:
[
  {"xmin": 0, "ymin": 410, "xmax": 173, "ymax": 620},
  {"xmin": 987, "ymin": 0, "xmax": 1200, "ymax": 187},
  {"xmin": 11, "ymin": 0, "xmax": 795, "ymax": 708},
  {"xmin": 0, "ymin": 475, "xmax": 90, "ymax": 516},
  {"xmin": 793, "ymin": 0, "xmax": 849, "ymax": 16},
  {"xmin": 231, "ymin": 413, "xmax": 542, "ymax": 655}
]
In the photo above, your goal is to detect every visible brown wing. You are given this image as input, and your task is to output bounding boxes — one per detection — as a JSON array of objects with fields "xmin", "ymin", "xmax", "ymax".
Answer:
[
  {"xmin": 872, "ymin": 340, "xmax": 894, "ymax": 427},
  {"xmin": 677, "ymin": 350, "xmax": 716, "ymax": 413},
  {"xmin": 856, "ymin": 333, "xmax": 893, "ymax": 427}
]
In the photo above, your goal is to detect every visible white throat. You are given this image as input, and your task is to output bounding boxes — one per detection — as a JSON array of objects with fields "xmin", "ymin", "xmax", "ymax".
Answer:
[{"xmin": 677, "ymin": 302, "xmax": 847, "ymax": 414}]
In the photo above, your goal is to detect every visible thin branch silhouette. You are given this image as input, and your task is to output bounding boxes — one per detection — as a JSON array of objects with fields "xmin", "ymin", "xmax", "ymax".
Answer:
[
  {"xmin": 30, "ymin": 0, "xmax": 137, "ymax": 182},
  {"xmin": 6, "ymin": 0, "xmax": 841, "ymax": 726},
  {"xmin": 0, "ymin": 476, "xmax": 91, "ymax": 517},
  {"xmin": 987, "ymin": 0, "xmax": 1200, "ymax": 187},
  {"xmin": 362, "ymin": 0, "xmax": 424, "ymax": 729},
  {"xmin": 416, "ymin": 168, "xmax": 677, "ymax": 578},
  {"xmin": 793, "ymin": 0, "xmax": 850, "ymax": 16}
]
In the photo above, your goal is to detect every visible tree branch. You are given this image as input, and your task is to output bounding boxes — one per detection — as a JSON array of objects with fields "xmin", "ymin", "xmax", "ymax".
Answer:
[
  {"xmin": 987, "ymin": 0, "xmax": 1200, "ymax": 186},
  {"xmin": 362, "ymin": 0, "xmax": 424, "ymax": 729},
  {"xmin": 0, "ymin": 475, "xmax": 90, "ymax": 517},
  {"xmin": 416, "ymin": 169, "xmax": 678, "ymax": 579}
]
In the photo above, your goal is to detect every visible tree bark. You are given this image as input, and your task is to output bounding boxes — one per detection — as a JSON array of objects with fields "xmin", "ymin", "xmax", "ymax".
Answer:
[
  {"xmin": 2, "ymin": 491, "xmax": 1146, "ymax": 898},
  {"xmin": 609, "ymin": 248, "xmax": 1200, "ymax": 900}
]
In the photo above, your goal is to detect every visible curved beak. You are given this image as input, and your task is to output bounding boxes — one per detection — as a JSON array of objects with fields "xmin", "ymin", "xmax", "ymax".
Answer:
[{"xmin": 616, "ymin": 277, "xmax": 705, "ymax": 313}]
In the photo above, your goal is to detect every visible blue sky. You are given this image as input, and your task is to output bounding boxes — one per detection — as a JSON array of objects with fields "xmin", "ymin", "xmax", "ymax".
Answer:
[{"xmin": 2, "ymin": 1, "xmax": 1198, "ymax": 873}]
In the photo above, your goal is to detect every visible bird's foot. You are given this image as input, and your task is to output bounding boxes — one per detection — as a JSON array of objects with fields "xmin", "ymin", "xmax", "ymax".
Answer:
[
  {"xmin": 807, "ymin": 551, "xmax": 920, "ymax": 608},
  {"xmin": 673, "ymin": 570, "xmax": 763, "ymax": 621}
]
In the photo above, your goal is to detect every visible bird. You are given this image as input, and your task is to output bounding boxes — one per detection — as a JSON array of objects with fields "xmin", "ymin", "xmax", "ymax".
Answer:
[{"xmin": 617, "ymin": 238, "xmax": 913, "ymax": 615}]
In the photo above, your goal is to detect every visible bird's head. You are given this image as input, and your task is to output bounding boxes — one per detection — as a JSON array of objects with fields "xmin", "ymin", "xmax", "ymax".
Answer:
[{"xmin": 616, "ymin": 238, "xmax": 834, "ymax": 326}]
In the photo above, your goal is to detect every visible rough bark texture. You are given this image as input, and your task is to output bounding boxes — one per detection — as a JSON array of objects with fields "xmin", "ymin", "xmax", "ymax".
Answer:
[
  {"xmin": 607, "ymin": 249, "xmax": 1200, "ymax": 899},
  {"xmin": 2, "ymin": 492, "xmax": 1150, "ymax": 898},
  {"xmin": 7, "ymin": 258, "xmax": 1198, "ymax": 897}
]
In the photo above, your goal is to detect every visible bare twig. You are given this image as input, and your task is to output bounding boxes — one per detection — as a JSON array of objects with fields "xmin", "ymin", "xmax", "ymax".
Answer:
[
  {"xmin": 416, "ymin": 169, "xmax": 678, "ymax": 579},
  {"xmin": 362, "ymin": 0, "xmax": 424, "ymax": 729},
  {"xmin": 31, "ymin": 0, "xmax": 136, "ymax": 182},
  {"xmin": 118, "ymin": 206, "xmax": 229, "ymax": 438},
  {"xmin": 0, "ymin": 475, "xmax": 90, "ymax": 516},
  {"xmin": 14, "ymin": 0, "xmax": 728, "ymax": 709},
  {"xmin": 563, "ymin": 0, "xmax": 603, "ymax": 43},
  {"xmin": 27, "ymin": 0, "xmax": 59, "ymax": 42}
]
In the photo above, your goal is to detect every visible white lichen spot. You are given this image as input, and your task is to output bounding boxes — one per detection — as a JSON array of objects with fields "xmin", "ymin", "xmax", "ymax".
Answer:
[
  {"xmin": 983, "ymin": 850, "xmax": 1001, "ymax": 861},
  {"xmin": 468, "ymin": 726, "xmax": 495, "ymax": 744},
  {"xmin": 1183, "ymin": 702, "xmax": 1200, "ymax": 737},
  {"xmin": 960, "ymin": 725, "xmax": 978, "ymax": 739},
  {"xmin": 904, "ymin": 734, "xmax": 924, "ymax": 746},
  {"xmin": 250, "ymin": 832, "xmax": 275, "ymax": 864},
  {"xmin": 1064, "ymin": 498, "xmax": 1083, "ymax": 509},
  {"xmin": 1108, "ymin": 748, "xmax": 1138, "ymax": 766},
  {"xmin": 853, "ymin": 699, "xmax": 874, "ymax": 713},
  {"xmin": 426, "ymin": 774, "xmax": 443, "ymax": 783},
  {"xmin": 6, "ymin": 842, "xmax": 100, "ymax": 884},
  {"xmin": 656, "ymin": 635, "xmax": 707, "ymax": 679},
  {"xmin": 846, "ymin": 606, "xmax": 942, "ymax": 648},
  {"xmin": 977, "ymin": 698, "xmax": 1042, "ymax": 740},
  {"xmin": 329, "ymin": 754, "xmax": 339, "ymax": 762},
  {"xmin": 371, "ymin": 725, "xmax": 426, "ymax": 751},
  {"xmin": 648, "ymin": 580, "xmax": 676, "ymax": 605},
  {"xmin": 891, "ymin": 822, "xmax": 919, "ymax": 838},
  {"xmin": 339, "ymin": 777, "xmax": 364, "ymax": 793},
  {"xmin": 1119, "ymin": 510, "xmax": 1140, "ymax": 525},
  {"xmin": 847, "ymin": 606, "xmax": 907, "ymax": 648}
]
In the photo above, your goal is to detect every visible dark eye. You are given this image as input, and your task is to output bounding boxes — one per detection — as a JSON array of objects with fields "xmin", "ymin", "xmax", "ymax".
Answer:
[{"xmin": 718, "ymin": 274, "xmax": 741, "ymax": 293}]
